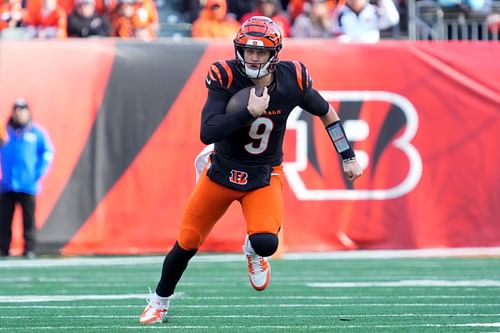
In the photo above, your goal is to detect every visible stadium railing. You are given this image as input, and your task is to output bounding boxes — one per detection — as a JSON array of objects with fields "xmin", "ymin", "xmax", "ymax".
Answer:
[{"xmin": 408, "ymin": 0, "xmax": 500, "ymax": 40}]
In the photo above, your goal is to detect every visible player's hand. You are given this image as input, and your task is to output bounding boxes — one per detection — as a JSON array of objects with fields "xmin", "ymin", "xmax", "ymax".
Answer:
[
  {"xmin": 342, "ymin": 158, "xmax": 363, "ymax": 181},
  {"xmin": 247, "ymin": 86, "xmax": 269, "ymax": 118}
]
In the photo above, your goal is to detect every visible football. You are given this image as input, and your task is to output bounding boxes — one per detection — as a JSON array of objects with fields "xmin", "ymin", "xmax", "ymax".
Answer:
[{"xmin": 225, "ymin": 86, "xmax": 265, "ymax": 114}]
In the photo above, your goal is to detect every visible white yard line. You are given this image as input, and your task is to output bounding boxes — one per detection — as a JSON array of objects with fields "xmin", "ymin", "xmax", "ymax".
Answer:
[
  {"xmin": 0, "ymin": 295, "xmax": 489, "ymax": 302},
  {"xmin": 0, "ymin": 294, "xmax": 147, "ymax": 302},
  {"xmin": 1, "ymin": 323, "xmax": 500, "ymax": 330},
  {"xmin": 1, "ymin": 303, "xmax": 500, "ymax": 307},
  {"xmin": 307, "ymin": 280, "xmax": 500, "ymax": 287},
  {"xmin": 1, "ymin": 313, "xmax": 500, "ymax": 319},
  {"xmin": 0, "ymin": 326, "xmax": 333, "ymax": 330},
  {"xmin": 283, "ymin": 247, "xmax": 500, "ymax": 260},
  {"xmin": 457, "ymin": 323, "xmax": 500, "ymax": 327},
  {"xmin": 0, "ymin": 247, "xmax": 499, "ymax": 268},
  {"xmin": 1, "ymin": 279, "xmax": 500, "ymax": 303}
]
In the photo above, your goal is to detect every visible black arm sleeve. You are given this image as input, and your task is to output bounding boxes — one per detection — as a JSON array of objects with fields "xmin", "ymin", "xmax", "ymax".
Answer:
[
  {"xmin": 299, "ymin": 87, "xmax": 329, "ymax": 117},
  {"xmin": 200, "ymin": 89, "xmax": 254, "ymax": 144}
]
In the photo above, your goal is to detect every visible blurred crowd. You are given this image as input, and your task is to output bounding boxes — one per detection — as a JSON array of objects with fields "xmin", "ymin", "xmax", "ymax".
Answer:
[
  {"xmin": 0, "ymin": 0, "xmax": 159, "ymax": 39},
  {"xmin": 0, "ymin": 0, "xmax": 498, "ymax": 40},
  {"xmin": 188, "ymin": 0, "xmax": 401, "ymax": 41}
]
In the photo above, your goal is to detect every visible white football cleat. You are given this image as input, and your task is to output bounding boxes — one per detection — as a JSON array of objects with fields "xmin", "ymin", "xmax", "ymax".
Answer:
[
  {"xmin": 243, "ymin": 236, "xmax": 271, "ymax": 291},
  {"xmin": 139, "ymin": 293, "xmax": 170, "ymax": 324}
]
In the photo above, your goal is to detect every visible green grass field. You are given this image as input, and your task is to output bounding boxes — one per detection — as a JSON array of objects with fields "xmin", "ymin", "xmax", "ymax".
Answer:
[{"xmin": 1, "ymin": 250, "xmax": 499, "ymax": 332}]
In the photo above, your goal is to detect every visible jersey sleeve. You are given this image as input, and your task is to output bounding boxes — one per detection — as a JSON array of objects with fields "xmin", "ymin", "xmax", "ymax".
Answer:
[
  {"xmin": 200, "ymin": 61, "xmax": 254, "ymax": 144},
  {"xmin": 290, "ymin": 60, "xmax": 313, "ymax": 92},
  {"xmin": 205, "ymin": 60, "xmax": 235, "ymax": 91},
  {"xmin": 293, "ymin": 61, "xmax": 329, "ymax": 116}
]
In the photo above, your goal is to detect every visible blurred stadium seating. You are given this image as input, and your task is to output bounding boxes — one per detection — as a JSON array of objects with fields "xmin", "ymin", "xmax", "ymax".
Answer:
[
  {"xmin": 155, "ymin": 0, "xmax": 191, "ymax": 37},
  {"xmin": 0, "ymin": 27, "xmax": 32, "ymax": 40},
  {"xmin": 1, "ymin": 0, "xmax": 498, "ymax": 40},
  {"xmin": 151, "ymin": 0, "xmax": 500, "ymax": 41}
]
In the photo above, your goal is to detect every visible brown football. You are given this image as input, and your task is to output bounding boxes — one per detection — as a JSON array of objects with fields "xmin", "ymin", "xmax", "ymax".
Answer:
[{"xmin": 225, "ymin": 86, "xmax": 265, "ymax": 114}]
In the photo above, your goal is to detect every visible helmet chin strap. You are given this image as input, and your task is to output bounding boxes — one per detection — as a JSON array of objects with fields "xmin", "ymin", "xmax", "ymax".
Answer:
[
  {"xmin": 244, "ymin": 65, "xmax": 270, "ymax": 79},
  {"xmin": 241, "ymin": 55, "xmax": 275, "ymax": 79}
]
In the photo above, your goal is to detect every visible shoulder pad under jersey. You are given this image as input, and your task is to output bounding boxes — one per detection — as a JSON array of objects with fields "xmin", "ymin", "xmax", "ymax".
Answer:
[
  {"xmin": 287, "ymin": 60, "xmax": 313, "ymax": 92},
  {"xmin": 205, "ymin": 60, "xmax": 235, "ymax": 90}
]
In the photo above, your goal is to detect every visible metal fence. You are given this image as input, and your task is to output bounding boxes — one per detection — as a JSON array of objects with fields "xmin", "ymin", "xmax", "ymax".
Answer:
[{"xmin": 408, "ymin": 0, "xmax": 500, "ymax": 40}]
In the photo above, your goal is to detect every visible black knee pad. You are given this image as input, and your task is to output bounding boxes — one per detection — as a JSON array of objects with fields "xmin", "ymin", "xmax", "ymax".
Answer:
[{"xmin": 249, "ymin": 233, "xmax": 279, "ymax": 257}]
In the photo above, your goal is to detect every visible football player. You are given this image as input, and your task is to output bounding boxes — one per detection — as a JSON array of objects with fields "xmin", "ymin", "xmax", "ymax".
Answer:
[{"xmin": 140, "ymin": 15, "xmax": 362, "ymax": 324}]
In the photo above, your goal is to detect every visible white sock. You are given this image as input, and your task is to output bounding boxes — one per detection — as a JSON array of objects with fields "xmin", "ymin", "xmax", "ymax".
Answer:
[{"xmin": 153, "ymin": 293, "xmax": 171, "ymax": 307}]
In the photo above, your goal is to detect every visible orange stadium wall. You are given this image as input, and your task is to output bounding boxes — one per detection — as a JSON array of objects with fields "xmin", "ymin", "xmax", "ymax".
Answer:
[{"xmin": 0, "ymin": 39, "xmax": 499, "ymax": 255}]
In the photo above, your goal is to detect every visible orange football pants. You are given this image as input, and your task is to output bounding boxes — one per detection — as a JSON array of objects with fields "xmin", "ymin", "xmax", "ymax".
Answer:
[{"xmin": 178, "ymin": 165, "xmax": 284, "ymax": 250}]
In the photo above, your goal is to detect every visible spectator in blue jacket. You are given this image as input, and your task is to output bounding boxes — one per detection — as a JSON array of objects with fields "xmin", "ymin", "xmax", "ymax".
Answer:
[{"xmin": 0, "ymin": 98, "xmax": 54, "ymax": 258}]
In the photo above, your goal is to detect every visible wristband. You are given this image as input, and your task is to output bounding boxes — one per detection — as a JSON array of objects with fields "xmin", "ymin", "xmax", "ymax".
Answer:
[{"xmin": 326, "ymin": 121, "xmax": 355, "ymax": 160}]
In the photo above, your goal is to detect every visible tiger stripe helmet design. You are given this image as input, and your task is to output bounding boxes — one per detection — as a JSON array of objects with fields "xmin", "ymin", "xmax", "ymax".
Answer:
[{"xmin": 233, "ymin": 16, "xmax": 283, "ymax": 79}]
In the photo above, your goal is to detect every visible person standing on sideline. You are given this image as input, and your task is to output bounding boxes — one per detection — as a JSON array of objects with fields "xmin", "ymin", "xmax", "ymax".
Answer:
[
  {"xmin": 139, "ymin": 16, "xmax": 362, "ymax": 324},
  {"xmin": 0, "ymin": 98, "xmax": 54, "ymax": 258}
]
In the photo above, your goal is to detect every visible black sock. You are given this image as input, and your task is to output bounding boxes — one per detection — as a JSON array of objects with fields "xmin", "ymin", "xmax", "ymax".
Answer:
[{"xmin": 155, "ymin": 242, "xmax": 197, "ymax": 297}]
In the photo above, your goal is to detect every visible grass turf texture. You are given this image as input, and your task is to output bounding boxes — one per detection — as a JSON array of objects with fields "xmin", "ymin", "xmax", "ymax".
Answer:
[{"xmin": 0, "ymin": 253, "xmax": 499, "ymax": 332}]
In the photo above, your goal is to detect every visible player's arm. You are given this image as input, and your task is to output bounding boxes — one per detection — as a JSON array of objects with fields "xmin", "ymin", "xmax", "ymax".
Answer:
[
  {"xmin": 301, "ymin": 88, "xmax": 362, "ymax": 182},
  {"xmin": 320, "ymin": 105, "xmax": 362, "ymax": 181},
  {"xmin": 200, "ymin": 89, "xmax": 254, "ymax": 144},
  {"xmin": 200, "ymin": 61, "xmax": 256, "ymax": 144},
  {"xmin": 292, "ymin": 60, "xmax": 362, "ymax": 181}
]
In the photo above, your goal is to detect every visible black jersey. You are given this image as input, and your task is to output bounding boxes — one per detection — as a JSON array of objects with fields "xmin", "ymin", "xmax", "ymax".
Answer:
[{"xmin": 200, "ymin": 59, "xmax": 329, "ymax": 166}]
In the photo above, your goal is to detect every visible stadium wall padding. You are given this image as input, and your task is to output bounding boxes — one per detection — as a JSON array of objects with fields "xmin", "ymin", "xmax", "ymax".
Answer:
[{"xmin": 0, "ymin": 39, "xmax": 499, "ymax": 255}]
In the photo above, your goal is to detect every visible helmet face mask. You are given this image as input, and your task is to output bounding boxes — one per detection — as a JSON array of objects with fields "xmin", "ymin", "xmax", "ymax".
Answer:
[
  {"xmin": 236, "ymin": 47, "xmax": 275, "ymax": 79},
  {"xmin": 233, "ymin": 16, "xmax": 283, "ymax": 79}
]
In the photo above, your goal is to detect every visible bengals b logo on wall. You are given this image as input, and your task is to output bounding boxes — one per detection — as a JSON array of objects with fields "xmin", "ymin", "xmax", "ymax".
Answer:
[
  {"xmin": 229, "ymin": 170, "xmax": 248, "ymax": 185},
  {"xmin": 284, "ymin": 91, "xmax": 423, "ymax": 201}
]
